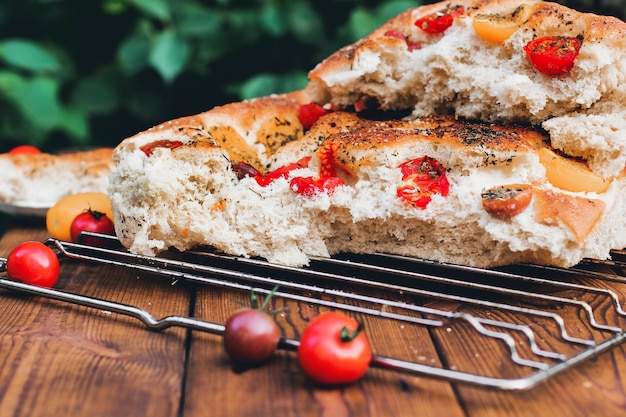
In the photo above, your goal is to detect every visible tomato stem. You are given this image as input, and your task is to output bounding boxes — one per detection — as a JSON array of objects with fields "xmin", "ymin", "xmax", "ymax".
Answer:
[
  {"xmin": 259, "ymin": 285, "xmax": 279, "ymax": 311},
  {"xmin": 340, "ymin": 322, "xmax": 365, "ymax": 342}
]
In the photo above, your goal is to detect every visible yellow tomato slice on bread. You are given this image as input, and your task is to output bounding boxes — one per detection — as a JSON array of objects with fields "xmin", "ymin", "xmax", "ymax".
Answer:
[
  {"xmin": 46, "ymin": 192, "xmax": 114, "ymax": 242},
  {"xmin": 472, "ymin": 4, "xmax": 532, "ymax": 43},
  {"xmin": 538, "ymin": 148, "xmax": 609, "ymax": 194}
]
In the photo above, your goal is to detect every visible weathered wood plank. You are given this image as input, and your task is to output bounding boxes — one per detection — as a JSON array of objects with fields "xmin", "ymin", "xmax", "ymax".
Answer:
[{"xmin": 0, "ymin": 226, "xmax": 191, "ymax": 417}]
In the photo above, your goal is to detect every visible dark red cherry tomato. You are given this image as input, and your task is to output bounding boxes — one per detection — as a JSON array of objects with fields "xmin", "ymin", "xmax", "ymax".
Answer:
[
  {"xmin": 8, "ymin": 145, "xmax": 41, "ymax": 155},
  {"xmin": 396, "ymin": 156, "xmax": 450, "ymax": 208},
  {"xmin": 231, "ymin": 161, "xmax": 262, "ymax": 180},
  {"xmin": 298, "ymin": 103, "xmax": 330, "ymax": 131},
  {"xmin": 223, "ymin": 287, "xmax": 282, "ymax": 365},
  {"xmin": 140, "ymin": 140, "xmax": 184, "ymax": 157},
  {"xmin": 6, "ymin": 241, "xmax": 60, "ymax": 288},
  {"xmin": 523, "ymin": 36, "xmax": 582, "ymax": 76},
  {"xmin": 297, "ymin": 312, "xmax": 371, "ymax": 385},
  {"xmin": 70, "ymin": 209, "xmax": 116, "ymax": 246},
  {"xmin": 415, "ymin": 5, "xmax": 464, "ymax": 34}
]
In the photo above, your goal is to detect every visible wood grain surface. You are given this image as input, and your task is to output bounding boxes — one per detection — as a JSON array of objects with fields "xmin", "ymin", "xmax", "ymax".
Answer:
[{"xmin": 0, "ymin": 223, "xmax": 625, "ymax": 417}]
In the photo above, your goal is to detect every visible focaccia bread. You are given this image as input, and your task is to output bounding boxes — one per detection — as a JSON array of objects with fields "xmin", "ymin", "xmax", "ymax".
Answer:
[
  {"xmin": 306, "ymin": 0, "xmax": 626, "ymax": 178},
  {"xmin": 109, "ymin": 98, "xmax": 626, "ymax": 267},
  {"xmin": 108, "ymin": 0, "xmax": 626, "ymax": 268},
  {"xmin": 0, "ymin": 148, "xmax": 114, "ymax": 207}
]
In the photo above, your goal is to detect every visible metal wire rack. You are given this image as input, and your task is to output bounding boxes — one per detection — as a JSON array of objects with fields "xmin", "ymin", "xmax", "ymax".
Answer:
[{"xmin": 1, "ymin": 233, "xmax": 626, "ymax": 391}]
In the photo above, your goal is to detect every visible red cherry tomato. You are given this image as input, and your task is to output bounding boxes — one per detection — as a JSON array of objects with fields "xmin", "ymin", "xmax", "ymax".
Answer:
[
  {"xmin": 415, "ymin": 5, "xmax": 464, "ymax": 34},
  {"xmin": 6, "ymin": 241, "xmax": 60, "ymax": 288},
  {"xmin": 297, "ymin": 312, "xmax": 372, "ymax": 385},
  {"xmin": 140, "ymin": 140, "xmax": 184, "ymax": 157},
  {"xmin": 290, "ymin": 176, "xmax": 344, "ymax": 197},
  {"xmin": 8, "ymin": 145, "xmax": 41, "ymax": 155},
  {"xmin": 298, "ymin": 103, "xmax": 330, "ymax": 131},
  {"xmin": 254, "ymin": 156, "xmax": 311, "ymax": 186},
  {"xmin": 396, "ymin": 156, "xmax": 450, "ymax": 208},
  {"xmin": 70, "ymin": 209, "xmax": 116, "ymax": 246},
  {"xmin": 523, "ymin": 36, "xmax": 582, "ymax": 76}
]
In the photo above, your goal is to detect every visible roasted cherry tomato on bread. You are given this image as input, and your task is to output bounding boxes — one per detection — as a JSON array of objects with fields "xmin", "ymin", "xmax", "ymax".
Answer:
[
  {"xmin": 297, "ymin": 312, "xmax": 371, "ymax": 385},
  {"xmin": 397, "ymin": 156, "xmax": 450, "ymax": 209},
  {"xmin": 8, "ymin": 145, "xmax": 41, "ymax": 155},
  {"xmin": 70, "ymin": 209, "xmax": 116, "ymax": 245},
  {"xmin": 298, "ymin": 103, "xmax": 330, "ymax": 131},
  {"xmin": 140, "ymin": 140, "xmax": 184, "ymax": 157},
  {"xmin": 383, "ymin": 30, "xmax": 422, "ymax": 51},
  {"xmin": 231, "ymin": 161, "xmax": 262, "ymax": 180},
  {"xmin": 290, "ymin": 176, "xmax": 345, "ymax": 197},
  {"xmin": 255, "ymin": 157, "xmax": 311, "ymax": 186},
  {"xmin": 6, "ymin": 241, "xmax": 60, "ymax": 288},
  {"xmin": 415, "ymin": 5, "xmax": 464, "ymax": 34},
  {"xmin": 46, "ymin": 192, "xmax": 114, "ymax": 242},
  {"xmin": 523, "ymin": 35, "xmax": 582, "ymax": 76},
  {"xmin": 223, "ymin": 287, "xmax": 282, "ymax": 365},
  {"xmin": 481, "ymin": 184, "xmax": 533, "ymax": 219}
]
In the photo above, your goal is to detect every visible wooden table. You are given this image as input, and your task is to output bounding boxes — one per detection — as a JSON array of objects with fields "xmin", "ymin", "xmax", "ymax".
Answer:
[{"xmin": 0, "ymin": 220, "xmax": 625, "ymax": 417}]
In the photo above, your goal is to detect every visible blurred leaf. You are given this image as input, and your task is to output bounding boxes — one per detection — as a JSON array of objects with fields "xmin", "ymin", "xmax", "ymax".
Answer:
[
  {"xmin": 58, "ymin": 107, "xmax": 90, "ymax": 141},
  {"xmin": 118, "ymin": 32, "xmax": 151, "ymax": 75},
  {"xmin": 128, "ymin": 0, "xmax": 171, "ymax": 21},
  {"xmin": 102, "ymin": 0, "xmax": 128, "ymax": 15},
  {"xmin": 0, "ymin": 70, "xmax": 23, "ymax": 92},
  {"xmin": 260, "ymin": 4, "xmax": 287, "ymax": 37},
  {"xmin": 71, "ymin": 77, "xmax": 119, "ymax": 115},
  {"xmin": 149, "ymin": 31, "xmax": 189, "ymax": 83},
  {"xmin": 5, "ymin": 76, "xmax": 60, "ymax": 129},
  {"xmin": 234, "ymin": 71, "xmax": 308, "ymax": 100},
  {"xmin": 287, "ymin": 3, "xmax": 325, "ymax": 44},
  {"xmin": 378, "ymin": 0, "xmax": 423, "ymax": 18},
  {"xmin": 0, "ymin": 39, "xmax": 62, "ymax": 73},
  {"xmin": 346, "ymin": 8, "xmax": 380, "ymax": 40},
  {"xmin": 125, "ymin": 90, "xmax": 167, "ymax": 121},
  {"xmin": 175, "ymin": 3, "xmax": 223, "ymax": 38}
]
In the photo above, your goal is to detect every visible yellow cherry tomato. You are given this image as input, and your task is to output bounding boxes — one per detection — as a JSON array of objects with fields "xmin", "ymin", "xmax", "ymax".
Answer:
[
  {"xmin": 472, "ymin": 4, "xmax": 532, "ymax": 43},
  {"xmin": 46, "ymin": 192, "xmax": 114, "ymax": 242},
  {"xmin": 538, "ymin": 148, "xmax": 609, "ymax": 194}
]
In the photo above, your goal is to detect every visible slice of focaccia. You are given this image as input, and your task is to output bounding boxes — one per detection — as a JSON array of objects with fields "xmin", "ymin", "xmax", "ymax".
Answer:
[
  {"xmin": 0, "ymin": 148, "xmax": 114, "ymax": 207},
  {"xmin": 306, "ymin": 0, "xmax": 626, "ymax": 179},
  {"xmin": 108, "ymin": 0, "xmax": 626, "ymax": 268},
  {"xmin": 108, "ymin": 95, "xmax": 626, "ymax": 268}
]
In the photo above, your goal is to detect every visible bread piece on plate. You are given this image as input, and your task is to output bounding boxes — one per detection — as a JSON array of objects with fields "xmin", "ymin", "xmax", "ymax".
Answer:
[
  {"xmin": 109, "ymin": 99, "xmax": 626, "ymax": 268},
  {"xmin": 306, "ymin": 0, "xmax": 626, "ymax": 178},
  {"xmin": 0, "ymin": 148, "xmax": 114, "ymax": 207}
]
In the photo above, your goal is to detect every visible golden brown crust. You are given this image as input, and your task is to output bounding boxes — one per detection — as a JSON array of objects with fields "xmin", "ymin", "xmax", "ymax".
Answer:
[
  {"xmin": 119, "ymin": 91, "xmax": 310, "ymax": 170},
  {"xmin": 1, "ymin": 147, "xmax": 113, "ymax": 178},
  {"xmin": 323, "ymin": 113, "xmax": 546, "ymax": 151}
]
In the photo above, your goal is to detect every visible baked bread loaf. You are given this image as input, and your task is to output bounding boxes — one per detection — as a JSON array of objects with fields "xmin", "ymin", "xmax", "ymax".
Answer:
[
  {"xmin": 307, "ymin": 0, "xmax": 626, "ymax": 178},
  {"xmin": 108, "ymin": 0, "xmax": 626, "ymax": 268},
  {"xmin": 0, "ymin": 148, "xmax": 114, "ymax": 207}
]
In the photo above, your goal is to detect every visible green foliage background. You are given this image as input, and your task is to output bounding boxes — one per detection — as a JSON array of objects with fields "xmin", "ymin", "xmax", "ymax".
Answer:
[{"xmin": 0, "ymin": 0, "xmax": 623, "ymax": 152}]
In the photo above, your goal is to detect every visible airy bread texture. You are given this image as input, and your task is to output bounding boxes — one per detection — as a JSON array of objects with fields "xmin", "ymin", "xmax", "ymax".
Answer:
[
  {"xmin": 109, "ymin": 101, "xmax": 626, "ymax": 267},
  {"xmin": 307, "ymin": 0, "xmax": 626, "ymax": 178},
  {"xmin": 0, "ymin": 148, "xmax": 113, "ymax": 206},
  {"xmin": 109, "ymin": 0, "xmax": 626, "ymax": 268}
]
